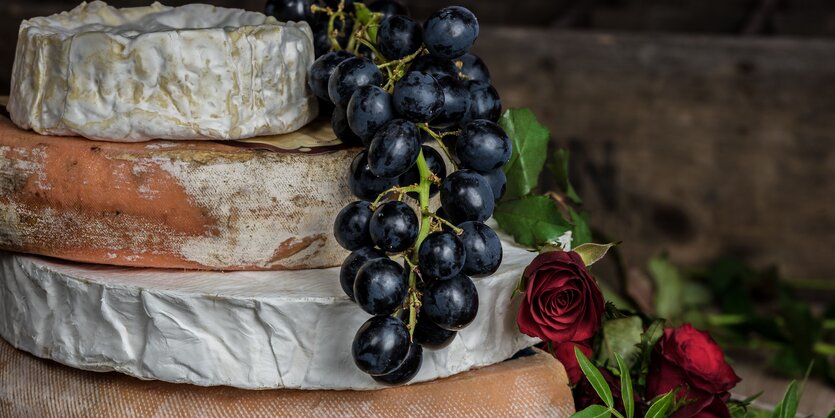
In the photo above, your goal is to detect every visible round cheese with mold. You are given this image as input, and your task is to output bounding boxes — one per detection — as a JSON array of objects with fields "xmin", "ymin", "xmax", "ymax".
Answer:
[
  {"xmin": 0, "ymin": 242, "xmax": 539, "ymax": 390},
  {"xmin": 0, "ymin": 113, "xmax": 356, "ymax": 271},
  {"xmin": 8, "ymin": 1, "xmax": 317, "ymax": 141}
]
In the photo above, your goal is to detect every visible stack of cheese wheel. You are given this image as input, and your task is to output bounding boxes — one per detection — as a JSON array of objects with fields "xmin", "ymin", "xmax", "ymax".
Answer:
[{"xmin": 0, "ymin": 2, "xmax": 571, "ymax": 414}]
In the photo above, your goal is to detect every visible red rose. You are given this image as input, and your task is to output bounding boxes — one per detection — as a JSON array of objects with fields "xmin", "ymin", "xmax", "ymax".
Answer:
[
  {"xmin": 517, "ymin": 251, "xmax": 605, "ymax": 343},
  {"xmin": 646, "ymin": 324, "xmax": 740, "ymax": 418},
  {"xmin": 552, "ymin": 341, "xmax": 592, "ymax": 385}
]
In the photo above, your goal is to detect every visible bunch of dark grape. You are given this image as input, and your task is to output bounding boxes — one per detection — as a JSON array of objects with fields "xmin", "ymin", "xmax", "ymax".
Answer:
[{"xmin": 270, "ymin": 0, "xmax": 509, "ymax": 385}]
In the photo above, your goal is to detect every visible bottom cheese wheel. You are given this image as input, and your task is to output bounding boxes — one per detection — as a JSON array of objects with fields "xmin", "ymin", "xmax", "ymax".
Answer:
[{"xmin": 0, "ymin": 113, "xmax": 356, "ymax": 270}]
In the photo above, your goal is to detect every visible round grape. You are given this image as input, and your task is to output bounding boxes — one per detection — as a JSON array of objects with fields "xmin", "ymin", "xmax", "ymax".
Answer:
[
  {"xmin": 418, "ymin": 231, "xmax": 466, "ymax": 280},
  {"xmin": 480, "ymin": 168, "xmax": 507, "ymax": 202},
  {"xmin": 409, "ymin": 55, "xmax": 457, "ymax": 79},
  {"xmin": 265, "ymin": 0, "xmax": 314, "ymax": 23},
  {"xmin": 369, "ymin": 201, "xmax": 419, "ymax": 252},
  {"xmin": 464, "ymin": 80, "xmax": 502, "ymax": 122},
  {"xmin": 368, "ymin": 0, "xmax": 409, "ymax": 19},
  {"xmin": 454, "ymin": 53, "xmax": 491, "ymax": 83},
  {"xmin": 340, "ymin": 247, "xmax": 387, "ymax": 300},
  {"xmin": 423, "ymin": 6, "xmax": 479, "ymax": 59},
  {"xmin": 349, "ymin": 150, "xmax": 398, "ymax": 200},
  {"xmin": 456, "ymin": 120, "xmax": 512, "ymax": 171},
  {"xmin": 347, "ymin": 85, "xmax": 394, "ymax": 144},
  {"xmin": 329, "ymin": 57, "xmax": 383, "ymax": 107},
  {"xmin": 432, "ymin": 75, "xmax": 471, "ymax": 128},
  {"xmin": 352, "ymin": 315, "xmax": 410, "ymax": 376},
  {"xmin": 458, "ymin": 221, "xmax": 502, "ymax": 277},
  {"xmin": 378, "ymin": 16, "xmax": 422, "ymax": 60},
  {"xmin": 368, "ymin": 119, "xmax": 420, "ymax": 178},
  {"xmin": 422, "ymin": 273, "xmax": 479, "ymax": 331},
  {"xmin": 439, "ymin": 170, "xmax": 495, "ymax": 224},
  {"xmin": 393, "ymin": 72, "xmax": 444, "ymax": 123},
  {"xmin": 334, "ymin": 201, "xmax": 374, "ymax": 251},
  {"xmin": 333, "ymin": 106, "xmax": 362, "ymax": 146},
  {"xmin": 372, "ymin": 342, "xmax": 423, "ymax": 385},
  {"xmin": 310, "ymin": 50, "xmax": 353, "ymax": 101},
  {"xmin": 354, "ymin": 258, "xmax": 408, "ymax": 315},
  {"xmin": 413, "ymin": 314, "xmax": 457, "ymax": 349}
]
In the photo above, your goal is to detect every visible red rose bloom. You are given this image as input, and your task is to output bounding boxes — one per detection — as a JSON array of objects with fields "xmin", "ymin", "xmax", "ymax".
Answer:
[
  {"xmin": 646, "ymin": 324, "xmax": 741, "ymax": 418},
  {"xmin": 517, "ymin": 251, "xmax": 605, "ymax": 343},
  {"xmin": 552, "ymin": 341, "xmax": 592, "ymax": 385}
]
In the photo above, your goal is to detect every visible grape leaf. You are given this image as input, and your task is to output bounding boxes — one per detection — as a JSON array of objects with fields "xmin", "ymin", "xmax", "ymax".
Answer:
[
  {"xmin": 575, "ymin": 346, "xmax": 614, "ymax": 409},
  {"xmin": 570, "ymin": 405, "xmax": 612, "ymax": 418},
  {"xmin": 494, "ymin": 195, "xmax": 572, "ymax": 249},
  {"xmin": 547, "ymin": 148, "xmax": 582, "ymax": 204},
  {"xmin": 499, "ymin": 108, "xmax": 550, "ymax": 201},
  {"xmin": 570, "ymin": 208, "xmax": 593, "ymax": 246}
]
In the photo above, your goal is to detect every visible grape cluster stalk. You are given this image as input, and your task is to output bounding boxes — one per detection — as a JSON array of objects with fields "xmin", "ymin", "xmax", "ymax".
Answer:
[{"xmin": 269, "ymin": 0, "xmax": 510, "ymax": 385}]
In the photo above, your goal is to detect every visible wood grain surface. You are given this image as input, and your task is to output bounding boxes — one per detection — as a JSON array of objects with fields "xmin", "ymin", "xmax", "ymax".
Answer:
[{"xmin": 0, "ymin": 340, "xmax": 574, "ymax": 417}]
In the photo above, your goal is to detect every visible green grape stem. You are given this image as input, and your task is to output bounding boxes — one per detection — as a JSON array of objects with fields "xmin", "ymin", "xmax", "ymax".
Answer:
[{"xmin": 405, "ymin": 150, "xmax": 432, "ymax": 338}]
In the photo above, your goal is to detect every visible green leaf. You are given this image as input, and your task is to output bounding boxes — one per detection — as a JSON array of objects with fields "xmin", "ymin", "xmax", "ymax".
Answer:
[
  {"xmin": 603, "ymin": 316, "xmax": 643, "ymax": 369},
  {"xmin": 648, "ymin": 256, "xmax": 685, "ymax": 319},
  {"xmin": 614, "ymin": 353, "xmax": 635, "ymax": 418},
  {"xmin": 575, "ymin": 346, "xmax": 614, "ymax": 408},
  {"xmin": 570, "ymin": 405, "xmax": 612, "ymax": 418},
  {"xmin": 644, "ymin": 391, "xmax": 675, "ymax": 418},
  {"xmin": 637, "ymin": 319, "xmax": 666, "ymax": 388},
  {"xmin": 573, "ymin": 242, "xmax": 617, "ymax": 267},
  {"xmin": 570, "ymin": 208, "xmax": 593, "ymax": 246},
  {"xmin": 499, "ymin": 108, "xmax": 550, "ymax": 200},
  {"xmin": 772, "ymin": 381, "xmax": 798, "ymax": 418},
  {"xmin": 494, "ymin": 195, "xmax": 572, "ymax": 248},
  {"xmin": 547, "ymin": 148, "xmax": 582, "ymax": 204}
]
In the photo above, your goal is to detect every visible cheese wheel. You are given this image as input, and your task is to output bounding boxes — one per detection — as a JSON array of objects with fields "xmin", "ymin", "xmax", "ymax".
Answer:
[
  {"xmin": 0, "ymin": 340, "xmax": 574, "ymax": 417},
  {"xmin": 0, "ymin": 242, "xmax": 539, "ymax": 389},
  {"xmin": 9, "ymin": 1, "xmax": 317, "ymax": 141},
  {"xmin": 0, "ymin": 113, "xmax": 356, "ymax": 270}
]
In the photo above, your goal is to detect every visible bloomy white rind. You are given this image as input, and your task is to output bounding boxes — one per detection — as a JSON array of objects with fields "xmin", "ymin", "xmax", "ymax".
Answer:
[
  {"xmin": 0, "ymin": 242, "xmax": 538, "ymax": 390},
  {"xmin": 8, "ymin": 1, "xmax": 318, "ymax": 141}
]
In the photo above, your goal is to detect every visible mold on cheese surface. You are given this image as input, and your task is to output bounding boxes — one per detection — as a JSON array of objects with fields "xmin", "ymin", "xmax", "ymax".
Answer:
[
  {"xmin": 0, "ymin": 114, "xmax": 355, "ymax": 270},
  {"xmin": 8, "ymin": 1, "xmax": 318, "ymax": 141}
]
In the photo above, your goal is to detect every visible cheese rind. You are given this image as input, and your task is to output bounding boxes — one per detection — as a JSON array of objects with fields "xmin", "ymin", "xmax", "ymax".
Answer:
[
  {"xmin": 8, "ymin": 1, "xmax": 317, "ymax": 141},
  {"xmin": 0, "ymin": 115, "xmax": 354, "ymax": 270},
  {"xmin": 0, "ymin": 243, "xmax": 539, "ymax": 390}
]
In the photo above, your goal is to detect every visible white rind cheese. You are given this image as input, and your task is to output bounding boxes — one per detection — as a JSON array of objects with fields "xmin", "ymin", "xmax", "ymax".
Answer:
[
  {"xmin": 0, "ymin": 241, "xmax": 539, "ymax": 390},
  {"xmin": 8, "ymin": 1, "xmax": 318, "ymax": 141}
]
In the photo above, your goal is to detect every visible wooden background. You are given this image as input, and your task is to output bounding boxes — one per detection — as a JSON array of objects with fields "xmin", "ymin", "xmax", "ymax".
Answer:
[{"xmin": 0, "ymin": 0, "xmax": 833, "ymax": 414}]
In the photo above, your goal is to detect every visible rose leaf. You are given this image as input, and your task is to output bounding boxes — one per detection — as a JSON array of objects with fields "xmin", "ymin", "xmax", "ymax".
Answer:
[
  {"xmin": 644, "ymin": 390, "xmax": 675, "ymax": 418},
  {"xmin": 569, "ymin": 208, "xmax": 594, "ymax": 246},
  {"xmin": 499, "ymin": 108, "xmax": 550, "ymax": 201},
  {"xmin": 602, "ymin": 316, "xmax": 643, "ymax": 369},
  {"xmin": 648, "ymin": 255, "xmax": 685, "ymax": 319},
  {"xmin": 573, "ymin": 242, "xmax": 618, "ymax": 267},
  {"xmin": 772, "ymin": 380, "xmax": 798, "ymax": 418},
  {"xmin": 494, "ymin": 195, "xmax": 572, "ymax": 249},
  {"xmin": 575, "ymin": 346, "xmax": 615, "ymax": 409},
  {"xmin": 569, "ymin": 405, "xmax": 611, "ymax": 418},
  {"xmin": 614, "ymin": 353, "xmax": 635, "ymax": 418}
]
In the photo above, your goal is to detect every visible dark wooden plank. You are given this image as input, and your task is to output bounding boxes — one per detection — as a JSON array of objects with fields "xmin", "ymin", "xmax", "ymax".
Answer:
[{"xmin": 472, "ymin": 29, "xmax": 835, "ymax": 283}]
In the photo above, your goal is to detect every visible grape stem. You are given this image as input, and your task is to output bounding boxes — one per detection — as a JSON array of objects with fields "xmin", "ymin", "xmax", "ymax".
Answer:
[
  {"xmin": 370, "ymin": 185, "xmax": 419, "ymax": 209},
  {"xmin": 405, "ymin": 150, "xmax": 432, "ymax": 338},
  {"xmin": 416, "ymin": 123, "xmax": 459, "ymax": 169},
  {"xmin": 431, "ymin": 213, "xmax": 464, "ymax": 235}
]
